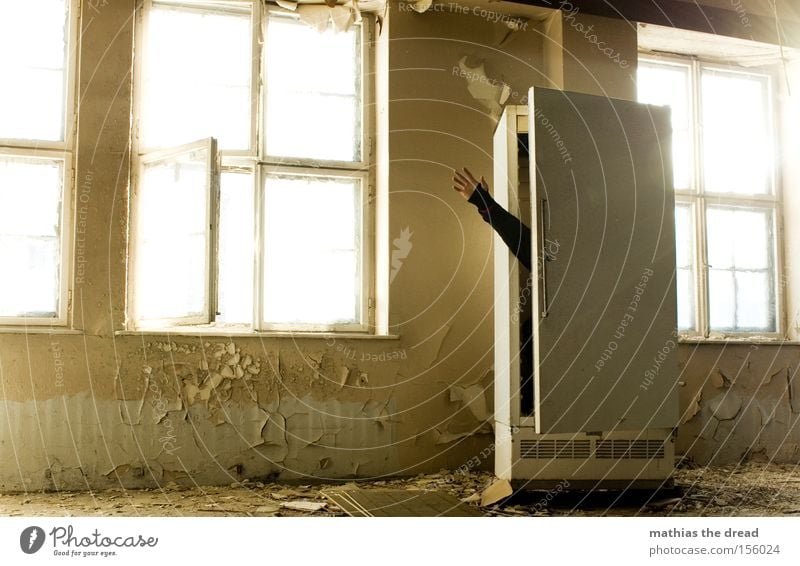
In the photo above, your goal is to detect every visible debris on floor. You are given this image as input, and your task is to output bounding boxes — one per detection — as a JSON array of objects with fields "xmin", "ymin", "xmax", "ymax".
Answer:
[
  {"xmin": 280, "ymin": 500, "xmax": 327, "ymax": 512},
  {"xmin": 324, "ymin": 489, "xmax": 483, "ymax": 517},
  {"xmin": 479, "ymin": 479, "xmax": 513, "ymax": 507},
  {"xmin": 2, "ymin": 463, "xmax": 800, "ymax": 517}
]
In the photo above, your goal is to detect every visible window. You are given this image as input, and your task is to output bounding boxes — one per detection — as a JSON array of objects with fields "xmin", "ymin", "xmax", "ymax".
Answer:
[
  {"xmin": 132, "ymin": 1, "xmax": 372, "ymax": 332},
  {"xmin": 0, "ymin": 0, "xmax": 76, "ymax": 325},
  {"xmin": 638, "ymin": 56, "xmax": 781, "ymax": 338}
]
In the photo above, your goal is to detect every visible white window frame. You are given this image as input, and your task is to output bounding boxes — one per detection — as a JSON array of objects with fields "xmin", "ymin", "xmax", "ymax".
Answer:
[
  {"xmin": 257, "ymin": 165, "xmax": 371, "ymax": 332},
  {"xmin": 133, "ymin": 0, "xmax": 260, "ymax": 157},
  {"xmin": 130, "ymin": 0, "xmax": 375, "ymax": 333},
  {"xmin": 0, "ymin": 0, "xmax": 79, "ymax": 327},
  {"xmin": 639, "ymin": 53, "xmax": 784, "ymax": 340},
  {"xmin": 128, "ymin": 137, "xmax": 218, "ymax": 328}
]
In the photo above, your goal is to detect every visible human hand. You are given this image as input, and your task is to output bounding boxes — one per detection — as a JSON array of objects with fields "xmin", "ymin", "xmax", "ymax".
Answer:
[{"xmin": 452, "ymin": 167, "xmax": 488, "ymax": 201}]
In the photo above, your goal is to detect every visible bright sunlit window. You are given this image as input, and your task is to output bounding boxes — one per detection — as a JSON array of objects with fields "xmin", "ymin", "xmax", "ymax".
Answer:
[
  {"xmin": 0, "ymin": 0, "xmax": 74, "ymax": 325},
  {"xmin": 638, "ymin": 57, "xmax": 780, "ymax": 337},
  {"xmin": 132, "ymin": 1, "xmax": 371, "ymax": 331}
]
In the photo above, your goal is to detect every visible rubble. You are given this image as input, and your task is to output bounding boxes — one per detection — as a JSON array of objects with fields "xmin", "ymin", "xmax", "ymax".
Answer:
[{"xmin": 3, "ymin": 463, "xmax": 800, "ymax": 517}]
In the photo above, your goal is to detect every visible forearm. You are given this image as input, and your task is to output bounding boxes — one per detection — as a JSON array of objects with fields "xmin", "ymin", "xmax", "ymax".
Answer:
[{"xmin": 468, "ymin": 185, "xmax": 532, "ymax": 271}]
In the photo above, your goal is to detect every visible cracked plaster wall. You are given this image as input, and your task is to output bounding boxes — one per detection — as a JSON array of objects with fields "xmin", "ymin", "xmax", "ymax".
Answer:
[{"xmin": 677, "ymin": 344, "xmax": 800, "ymax": 465}]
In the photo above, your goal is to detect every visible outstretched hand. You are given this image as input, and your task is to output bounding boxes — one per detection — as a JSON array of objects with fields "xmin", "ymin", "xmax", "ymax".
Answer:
[{"xmin": 453, "ymin": 167, "xmax": 488, "ymax": 201}]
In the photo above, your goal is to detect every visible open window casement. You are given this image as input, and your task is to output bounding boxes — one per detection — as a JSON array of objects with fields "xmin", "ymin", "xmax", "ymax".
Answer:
[{"xmin": 130, "ymin": 137, "xmax": 218, "ymax": 328}]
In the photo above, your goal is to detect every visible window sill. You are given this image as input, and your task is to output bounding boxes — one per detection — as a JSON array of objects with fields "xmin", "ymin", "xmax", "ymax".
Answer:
[
  {"xmin": 115, "ymin": 327, "xmax": 399, "ymax": 340},
  {"xmin": 0, "ymin": 327, "xmax": 84, "ymax": 335},
  {"xmin": 678, "ymin": 336, "xmax": 800, "ymax": 345}
]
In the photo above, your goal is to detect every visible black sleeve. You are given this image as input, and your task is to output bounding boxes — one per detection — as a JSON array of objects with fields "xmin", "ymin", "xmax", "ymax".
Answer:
[{"xmin": 468, "ymin": 184, "xmax": 532, "ymax": 271}]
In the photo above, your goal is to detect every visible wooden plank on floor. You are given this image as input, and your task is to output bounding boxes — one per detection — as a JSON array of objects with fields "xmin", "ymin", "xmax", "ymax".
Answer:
[{"xmin": 323, "ymin": 489, "xmax": 484, "ymax": 517}]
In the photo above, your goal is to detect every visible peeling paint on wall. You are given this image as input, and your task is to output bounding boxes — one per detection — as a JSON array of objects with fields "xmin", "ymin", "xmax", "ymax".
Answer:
[{"xmin": 677, "ymin": 346, "xmax": 800, "ymax": 466}]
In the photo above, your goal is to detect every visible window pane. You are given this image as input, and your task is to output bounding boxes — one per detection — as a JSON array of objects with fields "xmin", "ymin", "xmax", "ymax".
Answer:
[
  {"xmin": 217, "ymin": 171, "xmax": 254, "ymax": 324},
  {"xmin": 265, "ymin": 14, "xmax": 361, "ymax": 162},
  {"xmin": 141, "ymin": 2, "xmax": 252, "ymax": 150},
  {"xmin": 701, "ymin": 69, "xmax": 772, "ymax": 195},
  {"xmin": 708, "ymin": 269, "xmax": 735, "ymax": 330},
  {"xmin": 736, "ymin": 271, "xmax": 770, "ymax": 329},
  {"xmin": 706, "ymin": 205, "xmax": 775, "ymax": 332},
  {"xmin": 0, "ymin": 0, "xmax": 69, "ymax": 141},
  {"xmin": 263, "ymin": 174, "xmax": 361, "ymax": 325},
  {"xmin": 135, "ymin": 144, "xmax": 211, "ymax": 322},
  {"xmin": 0, "ymin": 156, "xmax": 63, "ymax": 317},
  {"xmin": 674, "ymin": 203, "xmax": 696, "ymax": 331},
  {"xmin": 637, "ymin": 62, "xmax": 692, "ymax": 190}
]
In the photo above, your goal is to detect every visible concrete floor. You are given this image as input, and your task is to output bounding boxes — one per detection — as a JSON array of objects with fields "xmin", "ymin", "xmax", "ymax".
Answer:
[{"xmin": 2, "ymin": 462, "xmax": 800, "ymax": 517}]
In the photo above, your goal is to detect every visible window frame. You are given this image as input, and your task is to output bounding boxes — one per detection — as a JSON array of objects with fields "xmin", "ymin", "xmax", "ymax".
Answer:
[
  {"xmin": 130, "ymin": 0, "xmax": 376, "ymax": 333},
  {"xmin": 639, "ymin": 53, "xmax": 785, "ymax": 340},
  {"xmin": 257, "ymin": 165, "xmax": 372, "ymax": 333},
  {"xmin": 0, "ymin": 0, "xmax": 79, "ymax": 327},
  {"xmin": 260, "ymin": 5, "xmax": 371, "ymax": 171},
  {"xmin": 133, "ymin": 0, "xmax": 260, "ymax": 157},
  {"xmin": 128, "ymin": 137, "xmax": 219, "ymax": 328}
]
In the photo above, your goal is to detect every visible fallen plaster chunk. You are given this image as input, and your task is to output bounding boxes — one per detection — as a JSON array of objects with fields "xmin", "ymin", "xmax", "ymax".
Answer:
[
  {"xmin": 480, "ymin": 479, "xmax": 513, "ymax": 507},
  {"xmin": 281, "ymin": 500, "xmax": 327, "ymax": 512},
  {"xmin": 275, "ymin": 0, "xmax": 297, "ymax": 10},
  {"xmin": 183, "ymin": 382, "xmax": 200, "ymax": 405},
  {"xmin": 461, "ymin": 493, "xmax": 481, "ymax": 503}
]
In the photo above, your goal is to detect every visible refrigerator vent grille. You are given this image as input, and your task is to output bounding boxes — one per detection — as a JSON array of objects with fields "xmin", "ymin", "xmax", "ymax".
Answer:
[
  {"xmin": 595, "ymin": 439, "xmax": 665, "ymax": 459},
  {"xmin": 520, "ymin": 439, "xmax": 591, "ymax": 459}
]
